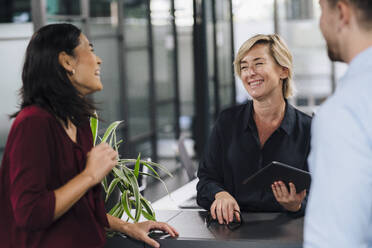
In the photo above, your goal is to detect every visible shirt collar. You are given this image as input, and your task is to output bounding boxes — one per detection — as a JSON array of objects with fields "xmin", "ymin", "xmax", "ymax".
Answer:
[
  {"xmin": 243, "ymin": 100, "xmax": 255, "ymax": 132},
  {"xmin": 244, "ymin": 100, "xmax": 295, "ymax": 135},
  {"xmin": 280, "ymin": 102, "xmax": 296, "ymax": 135},
  {"xmin": 338, "ymin": 45, "xmax": 372, "ymax": 89}
]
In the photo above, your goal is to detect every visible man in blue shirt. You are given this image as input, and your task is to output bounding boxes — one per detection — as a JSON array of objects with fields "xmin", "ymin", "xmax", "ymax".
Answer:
[{"xmin": 304, "ymin": 0, "xmax": 372, "ymax": 247}]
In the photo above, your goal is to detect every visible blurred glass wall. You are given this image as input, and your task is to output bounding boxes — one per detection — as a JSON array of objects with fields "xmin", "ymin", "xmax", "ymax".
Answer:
[
  {"xmin": 232, "ymin": 0, "xmax": 274, "ymax": 102},
  {"xmin": 279, "ymin": 0, "xmax": 332, "ymax": 114},
  {"xmin": 1, "ymin": 0, "xmax": 342, "ymax": 163}
]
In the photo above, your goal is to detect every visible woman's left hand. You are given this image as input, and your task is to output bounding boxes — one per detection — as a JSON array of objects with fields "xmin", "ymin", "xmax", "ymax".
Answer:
[
  {"xmin": 271, "ymin": 181, "xmax": 306, "ymax": 212},
  {"xmin": 122, "ymin": 221, "xmax": 179, "ymax": 248}
]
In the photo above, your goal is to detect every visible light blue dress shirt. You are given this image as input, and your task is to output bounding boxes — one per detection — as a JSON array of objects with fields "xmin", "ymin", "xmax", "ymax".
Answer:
[{"xmin": 304, "ymin": 46, "xmax": 372, "ymax": 247}]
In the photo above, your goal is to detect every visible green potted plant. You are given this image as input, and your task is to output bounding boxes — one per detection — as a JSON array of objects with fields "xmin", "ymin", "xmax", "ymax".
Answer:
[{"xmin": 90, "ymin": 116, "xmax": 171, "ymax": 224}]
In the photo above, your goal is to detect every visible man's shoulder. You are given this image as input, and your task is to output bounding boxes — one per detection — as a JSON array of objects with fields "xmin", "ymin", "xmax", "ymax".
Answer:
[
  {"xmin": 314, "ymin": 95, "xmax": 342, "ymax": 121},
  {"xmin": 313, "ymin": 91, "xmax": 366, "ymax": 132},
  {"xmin": 338, "ymin": 69, "xmax": 372, "ymax": 104}
]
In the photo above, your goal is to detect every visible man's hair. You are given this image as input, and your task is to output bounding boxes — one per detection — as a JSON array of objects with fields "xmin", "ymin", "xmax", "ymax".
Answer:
[
  {"xmin": 327, "ymin": 0, "xmax": 372, "ymax": 30},
  {"xmin": 11, "ymin": 23, "xmax": 96, "ymax": 126},
  {"xmin": 233, "ymin": 34, "xmax": 294, "ymax": 99}
]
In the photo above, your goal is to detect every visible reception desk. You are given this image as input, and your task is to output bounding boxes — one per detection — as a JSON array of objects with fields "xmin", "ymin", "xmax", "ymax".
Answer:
[{"xmin": 105, "ymin": 210, "xmax": 304, "ymax": 248}]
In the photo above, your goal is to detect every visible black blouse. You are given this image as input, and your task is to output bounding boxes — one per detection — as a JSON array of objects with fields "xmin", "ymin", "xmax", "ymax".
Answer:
[{"xmin": 196, "ymin": 100, "xmax": 312, "ymax": 214}]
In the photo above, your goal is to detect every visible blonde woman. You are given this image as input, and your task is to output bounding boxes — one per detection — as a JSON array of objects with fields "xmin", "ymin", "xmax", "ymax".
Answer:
[{"xmin": 197, "ymin": 34, "xmax": 311, "ymax": 225}]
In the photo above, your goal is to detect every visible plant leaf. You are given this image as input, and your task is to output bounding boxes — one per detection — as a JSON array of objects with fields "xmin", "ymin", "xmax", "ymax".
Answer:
[
  {"xmin": 102, "ymin": 176, "xmax": 108, "ymax": 193},
  {"xmin": 154, "ymin": 175, "xmax": 171, "ymax": 196},
  {"xmin": 138, "ymin": 171, "xmax": 161, "ymax": 179},
  {"xmin": 115, "ymin": 139, "xmax": 123, "ymax": 147},
  {"xmin": 101, "ymin": 121, "xmax": 123, "ymax": 144},
  {"xmin": 105, "ymin": 178, "xmax": 121, "ymax": 202},
  {"xmin": 141, "ymin": 162, "xmax": 161, "ymax": 178},
  {"xmin": 90, "ymin": 115, "xmax": 98, "ymax": 146},
  {"xmin": 119, "ymin": 159, "xmax": 172, "ymax": 178},
  {"xmin": 133, "ymin": 153, "xmax": 141, "ymax": 179},
  {"xmin": 117, "ymin": 160, "xmax": 160, "ymax": 178},
  {"xmin": 141, "ymin": 197, "xmax": 156, "ymax": 220},
  {"xmin": 112, "ymin": 204, "xmax": 122, "ymax": 217},
  {"xmin": 122, "ymin": 166, "xmax": 141, "ymax": 222},
  {"xmin": 143, "ymin": 161, "xmax": 173, "ymax": 177},
  {"xmin": 108, "ymin": 201, "xmax": 120, "ymax": 215},
  {"xmin": 121, "ymin": 190, "xmax": 135, "ymax": 221},
  {"xmin": 94, "ymin": 114, "xmax": 171, "ymax": 225},
  {"xmin": 117, "ymin": 162, "xmax": 170, "ymax": 197},
  {"xmin": 112, "ymin": 167, "xmax": 131, "ymax": 187},
  {"xmin": 109, "ymin": 130, "xmax": 114, "ymax": 148},
  {"xmin": 113, "ymin": 132, "xmax": 121, "ymax": 158},
  {"xmin": 141, "ymin": 209, "xmax": 156, "ymax": 221},
  {"xmin": 118, "ymin": 181, "xmax": 127, "ymax": 192},
  {"xmin": 117, "ymin": 205, "xmax": 125, "ymax": 219}
]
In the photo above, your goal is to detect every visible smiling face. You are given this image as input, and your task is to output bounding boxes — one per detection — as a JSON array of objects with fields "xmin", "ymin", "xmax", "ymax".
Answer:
[
  {"xmin": 69, "ymin": 34, "xmax": 103, "ymax": 95},
  {"xmin": 239, "ymin": 44, "xmax": 287, "ymax": 101}
]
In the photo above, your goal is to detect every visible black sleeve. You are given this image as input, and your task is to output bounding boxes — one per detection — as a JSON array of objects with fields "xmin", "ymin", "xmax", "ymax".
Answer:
[
  {"xmin": 287, "ymin": 130, "xmax": 311, "ymax": 218},
  {"xmin": 285, "ymin": 195, "xmax": 307, "ymax": 218},
  {"xmin": 196, "ymin": 120, "xmax": 226, "ymax": 210}
]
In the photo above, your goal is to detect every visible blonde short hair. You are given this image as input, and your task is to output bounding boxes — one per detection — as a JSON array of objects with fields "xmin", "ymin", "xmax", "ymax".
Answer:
[{"xmin": 233, "ymin": 34, "xmax": 295, "ymax": 99}]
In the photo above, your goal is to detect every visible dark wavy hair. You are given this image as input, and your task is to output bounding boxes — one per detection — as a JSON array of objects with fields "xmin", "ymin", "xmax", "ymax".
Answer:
[{"xmin": 11, "ymin": 23, "xmax": 96, "ymax": 126}]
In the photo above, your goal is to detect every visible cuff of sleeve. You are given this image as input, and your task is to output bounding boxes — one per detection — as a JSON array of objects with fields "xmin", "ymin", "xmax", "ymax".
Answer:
[
  {"xmin": 20, "ymin": 191, "xmax": 56, "ymax": 230},
  {"xmin": 196, "ymin": 183, "xmax": 225, "ymax": 210},
  {"xmin": 207, "ymin": 185, "xmax": 225, "ymax": 202},
  {"xmin": 286, "ymin": 203, "xmax": 305, "ymax": 218}
]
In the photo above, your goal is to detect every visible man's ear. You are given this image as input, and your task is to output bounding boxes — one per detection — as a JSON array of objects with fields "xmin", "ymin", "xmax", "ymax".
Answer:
[
  {"xmin": 337, "ymin": 1, "xmax": 352, "ymax": 30},
  {"xmin": 58, "ymin": 51, "xmax": 75, "ymax": 73}
]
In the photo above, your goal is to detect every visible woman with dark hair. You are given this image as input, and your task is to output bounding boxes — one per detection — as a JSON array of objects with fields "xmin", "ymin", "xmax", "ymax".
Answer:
[{"xmin": 0, "ymin": 23, "xmax": 178, "ymax": 248}]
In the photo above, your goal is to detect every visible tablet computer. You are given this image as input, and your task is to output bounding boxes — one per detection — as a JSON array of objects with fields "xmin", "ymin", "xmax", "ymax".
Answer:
[{"xmin": 242, "ymin": 161, "xmax": 311, "ymax": 193}]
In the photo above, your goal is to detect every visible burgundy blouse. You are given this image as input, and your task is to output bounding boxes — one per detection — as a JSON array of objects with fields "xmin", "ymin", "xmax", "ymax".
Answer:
[{"xmin": 0, "ymin": 106, "xmax": 109, "ymax": 248}]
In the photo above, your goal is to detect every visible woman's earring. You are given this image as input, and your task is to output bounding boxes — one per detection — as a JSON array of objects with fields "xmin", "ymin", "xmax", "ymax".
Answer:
[{"xmin": 72, "ymin": 69, "xmax": 75, "ymax": 75}]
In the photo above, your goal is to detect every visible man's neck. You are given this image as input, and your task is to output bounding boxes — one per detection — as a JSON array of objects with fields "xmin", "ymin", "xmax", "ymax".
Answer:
[{"xmin": 342, "ymin": 29, "xmax": 372, "ymax": 63}]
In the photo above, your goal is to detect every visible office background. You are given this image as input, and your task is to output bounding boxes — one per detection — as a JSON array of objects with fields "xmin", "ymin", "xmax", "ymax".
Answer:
[{"xmin": 0, "ymin": 0, "xmax": 347, "ymax": 198}]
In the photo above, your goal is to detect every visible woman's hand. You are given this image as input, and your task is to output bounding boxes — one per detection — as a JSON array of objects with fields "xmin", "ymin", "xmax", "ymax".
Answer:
[
  {"xmin": 121, "ymin": 221, "xmax": 179, "ymax": 248},
  {"xmin": 272, "ymin": 181, "xmax": 306, "ymax": 212},
  {"xmin": 210, "ymin": 191, "xmax": 241, "ymax": 225},
  {"xmin": 83, "ymin": 142, "xmax": 118, "ymax": 185}
]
